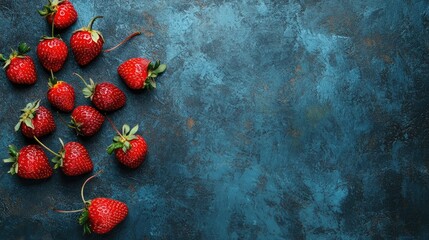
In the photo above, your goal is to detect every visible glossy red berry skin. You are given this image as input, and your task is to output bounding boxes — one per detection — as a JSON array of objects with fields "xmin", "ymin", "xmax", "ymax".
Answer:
[
  {"xmin": 61, "ymin": 142, "xmax": 93, "ymax": 176},
  {"xmin": 37, "ymin": 38, "xmax": 68, "ymax": 72},
  {"xmin": 17, "ymin": 145, "xmax": 53, "ymax": 179},
  {"xmin": 47, "ymin": 81, "xmax": 75, "ymax": 112},
  {"xmin": 87, "ymin": 198, "xmax": 128, "ymax": 234},
  {"xmin": 92, "ymin": 83, "xmax": 126, "ymax": 112},
  {"xmin": 70, "ymin": 31, "xmax": 104, "ymax": 66},
  {"xmin": 5, "ymin": 56, "xmax": 37, "ymax": 85},
  {"xmin": 117, "ymin": 58, "xmax": 151, "ymax": 89},
  {"xmin": 46, "ymin": 0, "xmax": 78, "ymax": 30},
  {"xmin": 71, "ymin": 106, "xmax": 104, "ymax": 137},
  {"xmin": 20, "ymin": 106, "xmax": 56, "ymax": 138},
  {"xmin": 115, "ymin": 135, "xmax": 147, "ymax": 168}
]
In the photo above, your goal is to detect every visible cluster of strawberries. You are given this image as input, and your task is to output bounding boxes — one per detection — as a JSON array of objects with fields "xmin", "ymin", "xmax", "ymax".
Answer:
[{"xmin": 1, "ymin": 0, "xmax": 166, "ymax": 235}]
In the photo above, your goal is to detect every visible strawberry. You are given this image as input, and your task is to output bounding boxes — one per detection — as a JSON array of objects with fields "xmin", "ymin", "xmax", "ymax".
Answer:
[
  {"xmin": 3, "ymin": 145, "xmax": 53, "ymax": 179},
  {"xmin": 74, "ymin": 73, "xmax": 126, "ymax": 112},
  {"xmin": 38, "ymin": 0, "xmax": 78, "ymax": 31},
  {"xmin": 55, "ymin": 173, "xmax": 128, "ymax": 234},
  {"xmin": 47, "ymin": 71, "xmax": 75, "ymax": 112},
  {"xmin": 0, "ymin": 43, "xmax": 37, "ymax": 85},
  {"xmin": 107, "ymin": 123, "xmax": 147, "ymax": 168},
  {"xmin": 70, "ymin": 106, "xmax": 104, "ymax": 137},
  {"xmin": 15, "ymin": 100, "xmax": 56, "ymax": 138},
  {"xmin": 34, "ymin": 137, "xmax": 93, "ymax": 176},
  {"xmin": 117, "ymin": 58, "xmax": 166, "ymax": 90},
  {"xmin": 37, "ymin": 34, "xmax": 68, "ymax": 72},
  {"xmin": 70, "ymin": 16, "xmax": 104, "ymax": 66},
  {"xmin": 81, "ymin": 198, "xmax": 128, "ymax": 234}
]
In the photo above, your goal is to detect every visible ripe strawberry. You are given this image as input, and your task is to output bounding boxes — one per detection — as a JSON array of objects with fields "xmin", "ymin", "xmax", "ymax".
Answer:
[
  {"xmin": 15, "ymin": 100, "xmax": 56, "ymax": 138},
  {"xmin": 55, "ymin": 173, "xmax": 128, "ymax": 234},
  {"xmin": 47, "ymin": 71, "xmax": 75, "ymax": 112},
  {"xmin": 35, "ymin": 137, "xmax": 93, "ymax": 176},
  {"xmin": 37, "ymin": 35, "xmax": 68, "ymax": 72},
  {"xmin": 38, "ymin": 0, "xmax": 78, "ymax": 31},
  {"xmin": 70, "ymin": 16, "xmax": 104, "ymax": 66},
  {"xmin": 117, "ymin": 58, "xmax": 166, "ymax": 90},
  {"xmin": 74, "ymin": 73, "xmax": 126, "ymax": 112},
  {"xmin": 3, "ymin": 145, "xmax": 53, "ymax": 179},
  {"xmin": 70, "ymin": 106, "xmax": 104, "ymax": 137},
  {"xmin": 107, "ymin": 124, "xmax": 147, "ymax": 168},
  {"xmin": 0, "ymin": 43, "xmax": 37, "ymax": 85},
  {"xmin": 81, "ymin": 198, "xmax": 128, "ymax": 234}
]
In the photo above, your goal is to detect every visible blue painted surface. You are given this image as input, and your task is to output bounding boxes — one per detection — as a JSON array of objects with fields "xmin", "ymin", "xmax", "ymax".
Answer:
[{"xmin": 1, "ymin": 0, "xmax": 429, "ymax": 239}]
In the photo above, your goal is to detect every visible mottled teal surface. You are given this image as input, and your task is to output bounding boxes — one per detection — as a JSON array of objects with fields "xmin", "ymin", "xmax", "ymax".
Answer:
[{"xmin": 1, "ymin": 0, "xmax": 428, "ymax": 239}]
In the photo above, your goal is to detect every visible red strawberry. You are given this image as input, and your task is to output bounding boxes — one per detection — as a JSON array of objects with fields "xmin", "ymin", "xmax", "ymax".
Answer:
[
  {"xmin": 0, "ymin": 43, "xmax": 37, "ymax": 85},
  {"xmin": 70, "ymin": 16, "xmax": 104, "ymax": 66},
  {"xmin": 70, "ymin": 106, "xmax": 104, "ymax": 137},
  {"xmin": 15, "ymin": 100, "xmax": 56, "ymax": 138},
  {"xmin": 37, "ymin": 36, "xmax": 68, "ymax": 72},
  {"xmin": 107, "ymin": 124, "xmax": 147, "ymax": 168},
  {"xmin": 47, "ymin": 71, "xmax": 75, "ymax": 112},
  {"xmin": 34, "ymin": 137, "xmax": 93, "ymax": 176},
  {"xmin": 55, "ymin": 173, "xmax": 128, "ymax": 234},
  {"xmin": 3, "ymin": 145, "xmax": 53, "ymax": 179},
  {"xmin": 38, "ymin": 0, "xmax": 78, "ymax": 31},
  {"xmin": 117, "ymin": 58, "xmax": 166, "ymax": 90},
  {"xmin": 82, "ymin": 198, "xmax": 128, "ymax": 234},
  {"xmin": 74, "ymin": 73, "xmax": 126, "ymax": 112}
]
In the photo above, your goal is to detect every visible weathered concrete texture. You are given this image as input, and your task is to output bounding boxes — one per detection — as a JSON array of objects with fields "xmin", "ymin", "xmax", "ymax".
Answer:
[{"xmin": 1, "ymin": 0, "xmax": 428, "ymax": 239}]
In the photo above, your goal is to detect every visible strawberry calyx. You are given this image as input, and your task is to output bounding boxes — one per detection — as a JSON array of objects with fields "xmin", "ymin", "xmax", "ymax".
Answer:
[
  {"xmin": 74, "ymin": 73, "xmax": 96, "ymax": 100},
  {"xmin": 79, "ymin": 203, "xmax": 92, "ymax": 234},
  {"xmin": 107, "ymin": 124, "xmax": 139, "ymax": 154},
  {"xmin": 51, "ymin": 138, "xmax": 67, "ymax": 169},
  {"xmin": 38, "ymin": 0, "xmax": 64, "ymax": 17},
  {"xmin": 3, "ymin": 145, "xmax": 19, "ymax": 175},
  {"xmin": 15, "ymin": 100, "xmax": 41, "ymax": 132},
  {"xmin": 74, "ymin": 16, "xmax": 104, "ymax": 43},
  {"xmin": 69, "ymin": 117, "xmax": 83, "ymax": 134},
  {"xmin": 144, "ymin": 60, "xmax": 167, "ymax": 90},
  {"xmin": 1, "ymin": 42, "xmax": 31, "ymax": 69},
  {"xmin": 48, "ymin": 70, "xmax": 61, "ymax": 88}
]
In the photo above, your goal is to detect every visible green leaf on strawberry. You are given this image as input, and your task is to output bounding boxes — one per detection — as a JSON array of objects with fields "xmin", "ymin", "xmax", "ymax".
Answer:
[
  {"xmin": 144, "ymin": 60, "xmax": 167, "ymax": 90},
  {"xmin": 78, "ymin": 204, "xmax": 92, "ymax": 234},
  {"xmin": 74, "ymin": 16, "xmax": 104, "ymax": 43},
  {"xmin": 3, "ymin": 145, "xmax": 19, "ymax": 175},
  {"xmin": 38, "ymin": 0, "xmax": 63, "ymax": 16},
  {"xmin": 107, "ymin": 124, "xmax": 139, "ymax": 154},
  {"xmin": 15, "ymin": 100, "xmax": 41, "ymax": 131},
  {"xmin": 1, "ymin": 42, "xmax": 31, "ymax": 69},
  {"xmin": 51, "ymin": 138, "xmax": 66, "ymax": 169}
]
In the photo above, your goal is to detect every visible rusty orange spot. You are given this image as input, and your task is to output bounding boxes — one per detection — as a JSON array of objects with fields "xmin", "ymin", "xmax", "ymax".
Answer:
[
  {"xmin": 381, "ymin": 54, "xmax": 393, "ymax": 64},
  {"xmin": 364, "ymin": 38, "xmax": 376, "ymax": 47},
  {"xmin": 141, "ymin": 28, "xmax": 154, "ymax": 37},
  {"xmin": 288, "ymin": 128, "xmax": 300, "ymax": 137},
  {"xmin": 187, "ymin": 118, "xmax": 195, "ymax": 129}
]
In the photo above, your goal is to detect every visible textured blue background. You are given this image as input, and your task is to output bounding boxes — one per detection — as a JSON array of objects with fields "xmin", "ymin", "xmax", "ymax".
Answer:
[{"xmin": 1, "ymin": 0, "xmax": 429, "ymax": 239}]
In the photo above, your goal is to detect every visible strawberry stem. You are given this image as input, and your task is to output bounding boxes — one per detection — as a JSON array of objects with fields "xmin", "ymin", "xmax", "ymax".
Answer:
[
  {"xmin": 50, "ymin": 69, "xmax": 55, "ymax": 81},
  {"xmin": 81, "ymin": 170, "xmax": 103, "ymax": 203},
  {"xmin": 33, "ymin": 136, "xmax": 61, "ymax": 157},
  {"xmin": 73, "ymin": 72, "xmax": 89, "ymax": 86},
  {"xmin": 56, "ymin": 111, "xmax": 73, "ymax": 128},
  {"xmin": 105, "ymin": 116, "xmax": 126, "ymax": 141},
  {"xmin": 104, "ymin": 31, "xmax": 141, "ymax": 53},
  {"xmin": 54, "ymin": 208, "xmax": 84, "ymax": 213},
  {"xmin": 87, "ymin": 16, "xmax": 103, "ymax": 31},
  {"xmin": 51, "ymin": 20, "xmax": 55, "ymax": 38}
]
